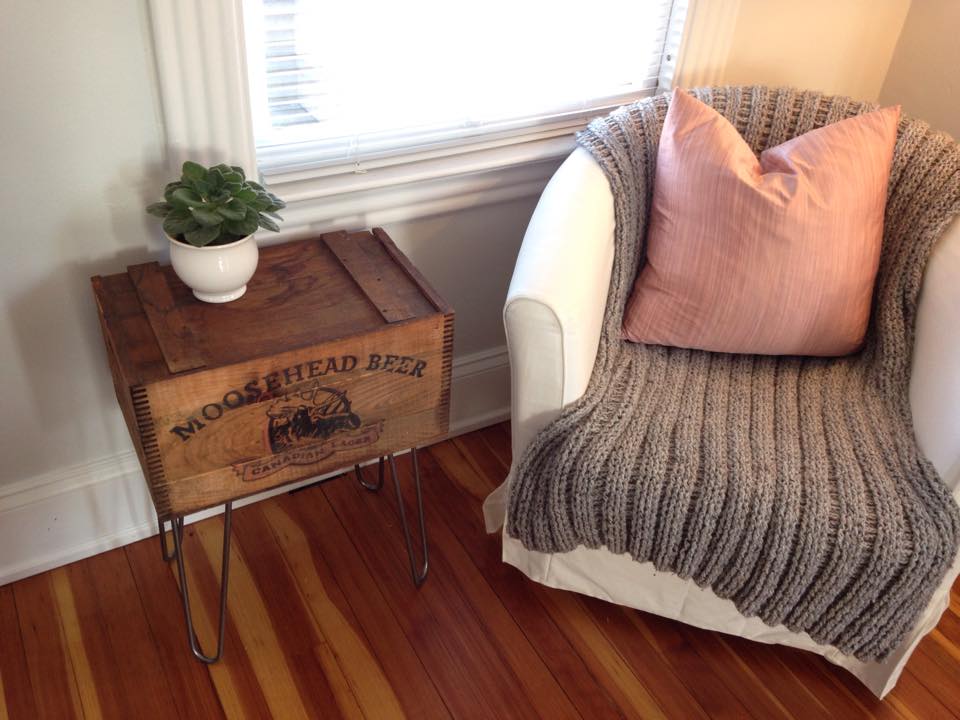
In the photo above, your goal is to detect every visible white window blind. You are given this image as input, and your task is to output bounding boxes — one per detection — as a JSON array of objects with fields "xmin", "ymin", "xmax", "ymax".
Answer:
[{"xmin": 243, "ymin": 0, "xmax": 686, "ymax": 175}]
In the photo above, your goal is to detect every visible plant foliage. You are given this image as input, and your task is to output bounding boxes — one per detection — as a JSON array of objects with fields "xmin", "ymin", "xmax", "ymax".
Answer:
[{"xmin": 146, "ymin": 161, "xmax": 286, "ymax": 247}]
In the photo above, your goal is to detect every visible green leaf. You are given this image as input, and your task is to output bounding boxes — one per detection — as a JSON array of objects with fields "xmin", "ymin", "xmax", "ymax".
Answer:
[
  {"xmin": 170, "ymin": 188, "xmax": 207, "ymax": 208},
  {"xmin": 263, "ymin": 210, "xmax": 283, "ymax": 222},
  {"xmin": 181, "ymin": 161, "xmax": 207, "ymax": 183},
  {"xmin": 189, "ymin": 207, "xmax": 224, "ymax": 227},
  {"xmin": 252, "ymin": 192, "xmax": 272, "ymax": 211},
  {"xmin": 163, "ymin": 210, "xmax": 199, "ymax": 237},
  {"xmin": 224, "ymin": 206, "xmax": 259, "ymax": 236},
  {"xmin": 207, "ymin": 168, "xmax": 225, "ymax": 190},
  {"xmin": 236, "ymin": 187, "xmax": 257, "ymax": 203},
  {"xmin": 192, "ymin": 178, "xmax": 211, "ymax": 196},
  {"xmin": 267, "ymin": 194, "xmax": 286, "ymax": 210},
  {"xmin": 223, "ymin": 171, "xmax": 244, "ymax": 185},
  {"xmin": 216, "ymin": 199, "xmax": 247, "ymax": 221},
  {"xmin": 145, "ymin": 202, "xmax": 173, "ymax": 218},
  {"xmin": 247, "ymin": 181, "xmax": 264, "ymax": 191},
  {"xmin": 224, "ymin": 219, "xmax": 257, "ymax": 236},
  {"xmin": 230, "ymin": 165, "xmax": 246, "ymax": 180},
  {"xmin": 257, "ymin": 213, "xmax": 280, "ymax": 232},
  {"xmin": 184, "ymin": 225, "xmax": 222, "ymax": 247}
]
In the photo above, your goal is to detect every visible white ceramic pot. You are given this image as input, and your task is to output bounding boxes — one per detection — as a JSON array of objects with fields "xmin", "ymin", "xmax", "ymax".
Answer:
[{"xmin": 168, "ymin": 233, "xmax": 259, "ymax": 303}]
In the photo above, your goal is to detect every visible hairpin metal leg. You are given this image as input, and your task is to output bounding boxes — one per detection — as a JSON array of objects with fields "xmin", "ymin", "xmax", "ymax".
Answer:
[
  {"xmin": 388, "ymin": 449, "xmax": 429, "ymax": 587},
  {"xmin": 171, "ymin": 502, "xmax": 232, "ymax": 663},
  {"xmin": 355, "ymin": 456, "xmax": 385, "ymax": 492},
  {"xmin": 158, "ymin": 514, "xmax": 183, "ymax": 562}
]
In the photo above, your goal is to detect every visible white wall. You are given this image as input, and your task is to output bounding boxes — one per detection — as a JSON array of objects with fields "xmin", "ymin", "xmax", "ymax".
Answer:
[
  {"xmin": 0, "ymin": 0, "xmax": 527, "ymax": 491},
  {"xmin": 0, "ymin": 1, "xmax": 166, "ymax": 486},
  {"xmin": 880, "ymin": 0, "xmax": 960, "ymax": 138},
  {"xmin": 0, "ymin": 0, "xmax": 528, "ymax": 581}
]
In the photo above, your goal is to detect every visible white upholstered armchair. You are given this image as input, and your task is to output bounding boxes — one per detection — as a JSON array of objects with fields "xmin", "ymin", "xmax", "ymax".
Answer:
[{"xmin": 484, "ymin": 146, "xmax": 960, "ymax": 697}]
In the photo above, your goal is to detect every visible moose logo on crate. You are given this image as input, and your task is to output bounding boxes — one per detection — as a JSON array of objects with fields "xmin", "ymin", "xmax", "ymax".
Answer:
[
  {"xmin": 235, "ymin": 381, "xmax": 383, "ymax": 482},
  {"xmin": 163, "ymin": 351, "xmax": 431, "ymax": 483},
  {"xmin": 266, "ymin": 384, "xmax": 362, "ymax": 453}
]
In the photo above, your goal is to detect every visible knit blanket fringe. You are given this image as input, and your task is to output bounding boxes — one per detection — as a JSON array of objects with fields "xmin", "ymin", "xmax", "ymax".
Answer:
[{"xmin": 507, "ymin": 86, "xmax": 960, "ymax": 660}]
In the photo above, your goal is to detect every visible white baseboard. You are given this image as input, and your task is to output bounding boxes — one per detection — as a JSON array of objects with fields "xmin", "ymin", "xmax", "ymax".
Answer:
[{"xmin": 0, "ymin": 346, "xmax": 510, "ymax": 587}]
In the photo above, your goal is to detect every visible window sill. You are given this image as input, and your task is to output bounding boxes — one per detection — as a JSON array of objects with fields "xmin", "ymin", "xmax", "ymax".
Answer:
[{"xmin": 262, "ymin": 131, "xmax": 580, "ymax": 239}]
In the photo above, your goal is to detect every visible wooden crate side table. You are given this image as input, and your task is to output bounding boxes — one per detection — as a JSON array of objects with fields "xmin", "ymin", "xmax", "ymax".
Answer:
[{"xmin": 92, "ymin": 228, "xmax": 452, "ymax": 662}]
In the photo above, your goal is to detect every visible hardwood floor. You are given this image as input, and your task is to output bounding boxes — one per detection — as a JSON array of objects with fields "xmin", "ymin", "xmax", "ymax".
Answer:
[{"xmin": 2, "ymin": 422, "xmax": 958, "ymax": 719}]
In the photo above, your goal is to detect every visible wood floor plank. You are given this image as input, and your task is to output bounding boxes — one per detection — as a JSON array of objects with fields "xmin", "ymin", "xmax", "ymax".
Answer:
[
  {"xmin": 672, "ymin": 624, "xmax": 793, "ymax": 719},
  {"xmin": 66, "ymin": 548, "xmax": 180, "ymax": 719},
  {"xmin": 888, "ymin": 669, "xmax": 956, "ymax": 720},
  {"xmin": 320, "ymin": 468, "xmax": 544, "ymax": 720},
  {"xmin": 431, "ymin": 437, "xmax": 749, "ymax": 719},
  {"xmin": 451, "ymin": 434, "xmax": 510, "ymax": 499},
  {"xmin": 616, "ymin": 606, "xmax": 753, "ymax": 719},
  {"xmin": 124, "ymin": 537, "xmax": 226, "ymax": 720},
  {"xmin": 443, "ymin": 423, "xmax": 924, "ymax": 720},
  {"xmin": 0, "ymin": 669, "xmax": 7, "ymax": 720},
  {"xmin": 387, "ymin": 453, "xmax": 582, "ymax": 720},
  {"xmin": 234, "ymin": 502, "xmax": 398, "ymax": 720},
  {"xmin": 175, "ymin": 522, "xmax": 275, "ymax": 719},
  {"xmin": 422, "ymin": 443, "xmax": 650, "ymax": 719},
  {"xmin": 715, "ymin": 634, "xmax": 833, "ymax": 719},
  {"xmin": 781, "ymin": 649, "xmax": 888, "ymax": 719},
  {"xmin": 477, "ymin": 423, "xmax": 513, "ymax": 469},
  {"xmin": 192, "ymin": 517, "xmax": 312, "ymax": 720},
  {"xmin": 908, "ymin": 634, "xmax": 960, "ymax": 716},
  {"xmin": 13, "ymin": 573, "xmax": 83, "ymax": 719},
  {"xmin": 4, "ymin": 424, "xmax": 960, "ymax": 720},
  {"xmin": 788, "ymin": 646, "xmax": 913, "ymax": 720},
  {"xmin": 0, "ymin": 586, "xmax": 37, "ymax": 720},
  {"xmin": 272, "ymin": 490, "xmax": 452, "ymax": 719},
  {"xmin": 938, "ymin": 607, "xmax": 960, "ymax": 649},
  {"xmin": 537, "ymin": 586, "xmax": 668, "ymax": 719},
  {"xmin": 50, "ymin": 565, "xmax": 111, "ymax": 719}
]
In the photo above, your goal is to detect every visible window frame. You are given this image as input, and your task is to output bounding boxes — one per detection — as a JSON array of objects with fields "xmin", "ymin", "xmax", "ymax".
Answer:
[{"xmin": 148, "ymin": 0, "xmax": 705, "ymax": 237}]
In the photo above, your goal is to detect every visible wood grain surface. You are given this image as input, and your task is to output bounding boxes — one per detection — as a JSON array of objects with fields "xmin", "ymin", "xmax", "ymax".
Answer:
[
  {"xmin": 93, "ymin": 230, "xmax": 453, "ymax": 519},
  {"xmin": 1, "ymin": 423, "xmax": 957, "ymax": 719}
]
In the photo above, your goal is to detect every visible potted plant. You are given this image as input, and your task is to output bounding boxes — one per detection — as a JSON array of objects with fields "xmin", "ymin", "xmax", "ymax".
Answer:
[{"xmin": 146, "ymin": 162, "xmax": 286, "ymax": 303}]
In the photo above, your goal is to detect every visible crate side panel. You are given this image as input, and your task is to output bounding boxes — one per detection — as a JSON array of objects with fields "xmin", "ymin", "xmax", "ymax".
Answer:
[{"xmin": 143, "ymin": 316, "xmax": 447, "ymax": 515}]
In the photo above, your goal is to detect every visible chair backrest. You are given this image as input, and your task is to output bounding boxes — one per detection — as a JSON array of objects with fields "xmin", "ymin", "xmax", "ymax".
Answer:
[{"xmin": 578, "ymin": 87, "xmax": 960, "ymax": 395}]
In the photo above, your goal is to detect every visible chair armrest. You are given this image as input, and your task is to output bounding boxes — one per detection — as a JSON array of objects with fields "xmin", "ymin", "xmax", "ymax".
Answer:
[
  {"xmin": 910, "ymin": 214, "xmax": 960, "ymax": 499},
  {"xmin": 504, "ymin": 147, "xmax": 615, "ymax": 461}
]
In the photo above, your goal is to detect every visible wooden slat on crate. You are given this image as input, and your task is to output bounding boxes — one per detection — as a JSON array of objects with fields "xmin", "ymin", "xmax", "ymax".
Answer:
[
  {"xmin": 323, "ymin": 231, "xmax": 430, "ymax": 323},
  {"xmin": 373, "ymin": 227, "xmax": 453, "ymax": 313},
  {"xmin": 128, "ymin": 261, "xmax": 206, "ymax": 373}
]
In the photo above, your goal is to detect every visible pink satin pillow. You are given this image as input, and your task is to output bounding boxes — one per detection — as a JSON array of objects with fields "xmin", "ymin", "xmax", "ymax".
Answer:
[{"xmin": 623, "ymin": 89, "xmax": 900, "ymax": 356}]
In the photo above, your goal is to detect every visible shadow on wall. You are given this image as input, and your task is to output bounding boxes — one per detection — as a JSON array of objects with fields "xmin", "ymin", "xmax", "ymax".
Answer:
[
  {"xmin": 5, "ymin": 160, "xmax": 171, "ymax": 469},
  {"xmin": 381, "ymin": 197, "xmax": 536, "ymax": 358}
]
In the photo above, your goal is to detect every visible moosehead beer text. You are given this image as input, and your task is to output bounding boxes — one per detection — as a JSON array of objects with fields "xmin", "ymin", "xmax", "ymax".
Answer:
[{"xmin": 169, "ymin": 352, "xmax": 429, "ymax": 441}]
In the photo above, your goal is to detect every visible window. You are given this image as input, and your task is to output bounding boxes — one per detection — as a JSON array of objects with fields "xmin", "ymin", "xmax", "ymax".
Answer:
[{"xmin": 243, "ymin": 0, "xmax": 688, "ymax": 176}]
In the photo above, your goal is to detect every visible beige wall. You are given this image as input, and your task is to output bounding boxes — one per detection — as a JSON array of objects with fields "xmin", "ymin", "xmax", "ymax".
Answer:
[
  {"xmin": 880, "ymin": 0, "xmax": 960, "ymax": 138},
  {"xmin": 679, "ymin": 0, "xmax": 911, "ymax": 101},
  {"xmin": 726, "ymin": 0, "xmax": 911, "ymax": 100}
]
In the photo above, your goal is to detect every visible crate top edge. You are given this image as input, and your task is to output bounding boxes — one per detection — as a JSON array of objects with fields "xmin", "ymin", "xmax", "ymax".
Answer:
[{"xmin": 91, "ymin": 229, "xmax": 453, "ymax": 386}]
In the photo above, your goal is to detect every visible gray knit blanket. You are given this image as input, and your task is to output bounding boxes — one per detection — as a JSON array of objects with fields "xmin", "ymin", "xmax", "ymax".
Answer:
[{"xmin": 507, "ymin": 86, "xmax": 960, "ymax": 660}]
